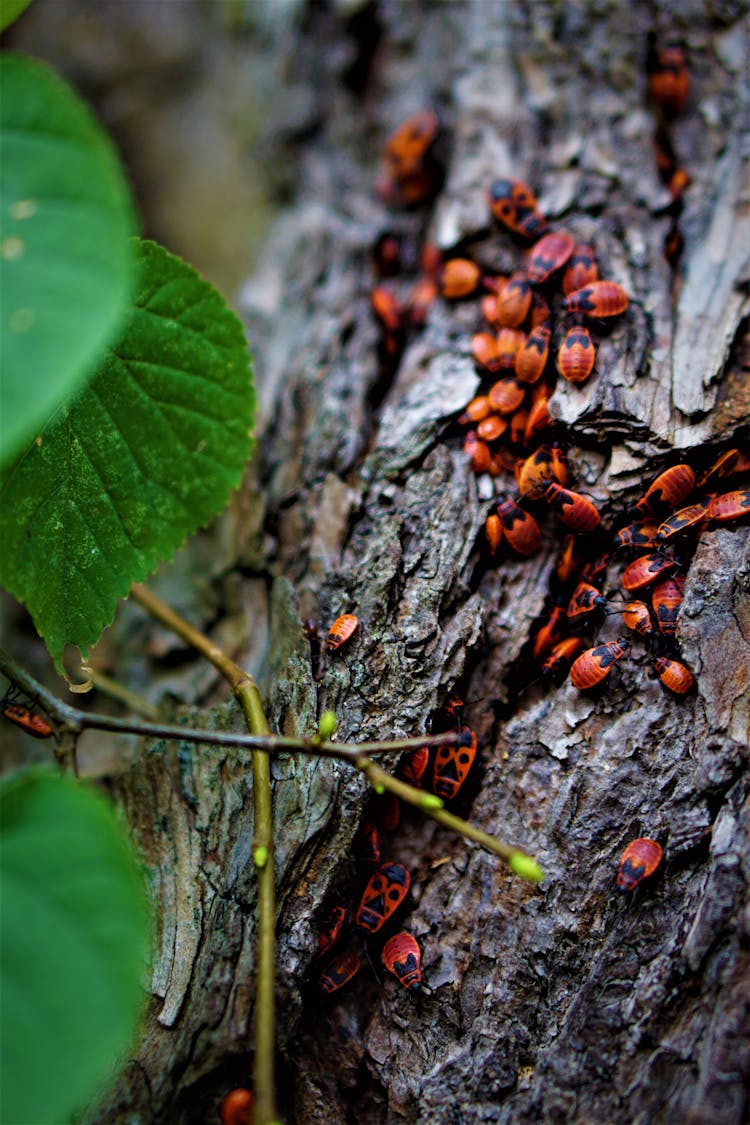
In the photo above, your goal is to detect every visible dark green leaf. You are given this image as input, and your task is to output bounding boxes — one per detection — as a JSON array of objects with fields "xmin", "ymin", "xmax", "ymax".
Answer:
[
  {"xmin": 0, "ymin": 52, "xmax": 136, "ymax": 463},
  {"xmin": 0, "ymin": 768, "xmax": 150, "ymax": 1124},
  {"xmin": 0, "ymin": 239, "xmax": 255, "ymax": 669}
]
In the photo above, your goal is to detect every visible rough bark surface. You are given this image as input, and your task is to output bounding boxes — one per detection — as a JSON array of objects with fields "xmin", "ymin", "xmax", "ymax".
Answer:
[{"xmin": 80, "ymin": 2, "xmax": 750, "ymax": 1123}]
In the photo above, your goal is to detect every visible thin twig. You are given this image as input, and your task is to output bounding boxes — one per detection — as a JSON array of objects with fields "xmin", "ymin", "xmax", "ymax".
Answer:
[{"xmin": 128, "ymin": 584, "xmax": 279, "ymax": 1125}]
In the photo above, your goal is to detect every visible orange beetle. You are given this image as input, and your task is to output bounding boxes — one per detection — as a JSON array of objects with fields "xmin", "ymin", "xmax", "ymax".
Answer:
[
  {"xmin": 409, "ymin": 276, "xmax": 439, "ymax": 326},
  {"xmin": 464, "ymin": 430, "xmax": 492, "ymax": 473},
  {"xmin": 617, "ymin": 837, "xmax": 663, "ymax": 891},
  {"xmin": 442, "ymin": 258, "xmax": 481, "ymax": 299},
  {"xmin": 399, "ymin": 746, "xmax": 430, "ymax": 788},
  {"xmin": 541, "ymin": 482, "xmax": 601, "ymax": 533},
  {"xmin": 495, "ymin": 271, "xmax": 532, "ymax": 327},
  {"xmin": 370, "ymin": 287, "xmax": 404, "ymax": 334},
  {"xmin": 317, "ymin": 904, "xmax": 349, "ymax": 957},
  {"xmin": 527, "ymin": 230, "xmax": 576, "ymax": 285},
  {"xmin": 485, "ymin": 513, "xmax": 503, "ymax": 554},
  {"xmin": 382, "ymin": 932, "xmax": 422, "ymax": 990},
  {"xmin": 515, "ymin": 325, "xmax": 551, "ymax": 384},
  {"xmin": 567, "ymin": 581, "xmax": 607, "ymax": 619},
  {"xmin": 471, "ymin": 332, "xmax": 503, "ymax": 371},
  {"xmin": 614, "ymin": 520, "xmax": 660, "ymax": 552},
  {"xmin": 383, "ymin": 110, "xmax": 440, "ymax": 179},
  {"xmin": 654, "ymin": 656, "xmax": 693, "ymax": 694},
  {"xmin": 621, "ymin": 600, "xmax": 654, "ymax": 637},
  {"xmin": 652, "ymin": 574, "xmax": 685, "ymax": 636},
  {"xmin": 554, "ymin": 533, "xmax": 581, "ymax": 585},
  {"xmin": 326, "ymin": 614, "xmax": 359, "ymax": 651},
  {"xmin": 524, "ymin": 394, "xmax": 553, "ymax": 444},
  {"xmin": 488, "ymin": 377, "xmax": 525, "ymax": 415},
  {"xmin": 563, "ymin": 281, "xmax": 629, "ymax": 318},
  {"xmin": 532, "ymin": 605, "xmax": 567, "ymax": 662},
  {"xmin": 477, "ymin": 414, "xmax": 508, "ymax": 442},
  {"xmin": 654, "ymin": 503, "xmax": 710, "ymax": 543},
  {"xmin": 433, "ymin": 728, "xmax": 477, "ymax": 800},
  {"xmin": 557, "ymin": 326, "xmax": 596, "ymax": 384},
  {"xmin": 496, "ymin": 328, "xmax": 527, "ymax": 370},
  {"xmin": 320, "ymin": 949, "xmax": 363, "ymax": 993},
  {"xmin": 647, "ymin": 38, "xmax": 690, "ymax": 116},
  {"xmin": 580, "ymin": 551, "xmax": 610, "ymax": 587},
  {"xmin": 708, "ymin": 489, "xmax": 750, "ymax": 524},
  {"xmin": 496, "ymin": 498, "xmax": 542, "ymax": 556},
  {"xmin": 635, "ymin": 464, "xmax": 695, "ymax": 515},
  {"xmin": 355, "ymin": 863, "xmax": 411, "ymax": 933},
  {"xmin": 509, "ymin": 406, "xmax": 529, "ymax": 446},
  {"xmin": 570, "ymin": 638, "xmax": 630, "ymax": 689},
  {"xmin": 220, "ymin": 1088, "xmax": 253, "ymax": 1125},
  {"xmin": 458, "ymin": 395, "xmax": 492, "ymax": 425},
  {"xmin": 353, "ymin": 819, "xmax": 382, "ymax": 871},
  {"xmin": 562, "ymin": 243, "xmax": 598, "ymax": 296},
  {"xmin": 529, "ymin": 290, "xmax": 552, "ymax": 329},
  {"xmin": 697, "ymin": 448, "xmax": 750, "ymax": 489},
  {"xmin": 517, "ymin": 445, "xmax": 565, "ymax": 499},
  {"xmin": 481, "ymin": 293, "xmax": 501, "ymax": 327},
  {"xmin": 542, "ymin": 636, "xmax": 587, "ymax": 678},
  {"xmin": 487, "ymin": 177, "xmax": 547, "ymax": 238},
  {"xmin": 621, "ymin": 553, "xmax": 676, "ymax": 593},
  {"xmin": 2, "ymin": 702, "xmax": 53, "ymax": 739}
]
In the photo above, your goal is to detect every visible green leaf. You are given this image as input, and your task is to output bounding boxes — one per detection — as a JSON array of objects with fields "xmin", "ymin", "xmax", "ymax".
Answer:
[
  {"xmin": 0, "ymin": 0, "xmax": 32, "ymax": 33},
  {"xmin": 0, "ymin": 239, "xmax": 255, "ymax": 670},
  {"xmin": 0, "ymin": 52, "xmax": 136, "ymax": 463},
  {"xmin": 0, "ymin": 768, "xmax": 150, "ymax": 1124}
]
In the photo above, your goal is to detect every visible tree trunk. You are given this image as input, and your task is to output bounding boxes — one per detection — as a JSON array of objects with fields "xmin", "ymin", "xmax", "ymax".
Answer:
[{"xmin": 87, "ymin": 2, "xmax": 749, "ymax": 1122}]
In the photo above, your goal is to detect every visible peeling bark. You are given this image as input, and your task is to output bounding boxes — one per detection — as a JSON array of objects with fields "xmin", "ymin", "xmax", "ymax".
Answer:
[{"xmin": 85, "ymin": 2, "xmax": 750, "ymax": 1122}]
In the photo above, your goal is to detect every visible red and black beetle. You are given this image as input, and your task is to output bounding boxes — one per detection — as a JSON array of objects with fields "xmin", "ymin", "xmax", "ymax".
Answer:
[
  {"xmin": 220, "ymin": 1087, "xmax": 253, "ymax": 1125},
  {"xmin": 567, "ymin": 582, "xmax": 608, "ymax": 620},
  {"xmin": 621, "ymin": 552, "xmax": 676, "ymax": 593},
  {"xmin": 381, "ymin": 931, "xmax": 422, "ymax": 990},
  {"xmin": 708, "ymin": 490, "xmax": 750, "ymax": 525},
  {"xmin": 654, "ymin": 656, "xmax": 693, "ymax": 694},
  {"xmin": 527, "ymin": 230, "xmax": 576, "ymax": 285},
  {"xmin": 515, "ymin": 325, "xmax": 551, "ymax": 384},
  {"xmin": 540, "ymin": 482, "xmax": 601, "ymax": 533},
  {"xmin": 319, "ymin": 949, "xmax": 363, "ymax": 993},
  {"xmin": 651, "ymin": 574, "xmax": 685, "ymax": 636},
  {"xmin": 557, "ymin": 326, "xmax": 596, "ymax": 385},
  {"xmin": 621, "ymin": 600, "xmax": 654, "ymax": 638},
  {"xmin": 562, "ymin": 243, "xmax": 598, "ymax": 296},
  {"xmin": 563, "ymin": 280, "xmax": 629, "ymax": 318},
  {"xmin": 487, "ymin": 178, "xmax": 547, "ymax": 239},
  {"xmin": 317, "ymin": 904, "xmax": 349, "ymax": 957},
  {"xmin": 432, "ymin": 728, "xmax": 477, "ymax": 800},
  {"xmin": 355, "ymin": 863, "xmax": 411, "ymax": 933},
  {"xmin": 496, "ymin": 498, "xmax": 542, "ymax": 556},
  {"xmin": 617, "ymin": 837, "xmax": 663, "ymax": 891},
  {"xmin": 326, "ymin": 614, "xmax": 359, "ymax": 651},
  {"xmin": 634, "ymin": 464, "xmax": 695, "ymax": 515},
  {"xmin": 570, "ymin": 638, "xmax": 630, "ymax": 689},
  {"xmin": 1, "ymin": 700, "xmax": 53, "ymax": 739}
]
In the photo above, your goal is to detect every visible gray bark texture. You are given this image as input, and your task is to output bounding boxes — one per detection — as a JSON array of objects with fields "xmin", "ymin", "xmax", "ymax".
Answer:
[{"xmin": 85, "ymin": 1, "xmax": 750, "ymax": 1122}]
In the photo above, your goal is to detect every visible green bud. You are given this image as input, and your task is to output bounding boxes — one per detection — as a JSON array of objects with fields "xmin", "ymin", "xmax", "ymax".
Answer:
[
  {"xmin": 373, "ymin": 783, "xmax": 386, "ymax": 795},
  {"xmin": 420, "ymin": 793, "xmax": 444, "ymax": 810},
  {"xmin": 509, "ymin": 853, "xmax": 544, "ymax": 883},
  {"xmin": 253, "ymin": 845, "xmax": 269, "ymax": 869},
  {"xmin": 317, "ymin": 710, "xmax": 338, "ymax": 740}
]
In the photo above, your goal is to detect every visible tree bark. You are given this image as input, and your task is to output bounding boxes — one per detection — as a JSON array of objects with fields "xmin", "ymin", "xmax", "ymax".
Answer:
[{"xmin": 86, "ymin": 1, "xmax": 749, "ymax": 1122}]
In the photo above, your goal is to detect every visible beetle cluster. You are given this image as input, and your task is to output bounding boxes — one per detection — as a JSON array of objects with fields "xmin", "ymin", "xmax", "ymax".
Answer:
[
  {"xmin": 646, "ymin": 34, "xmax": 692, "ymax": 269},
  {"xmin": 313, "ymin": 692, "xmax": 477, "ymax": 995}
]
